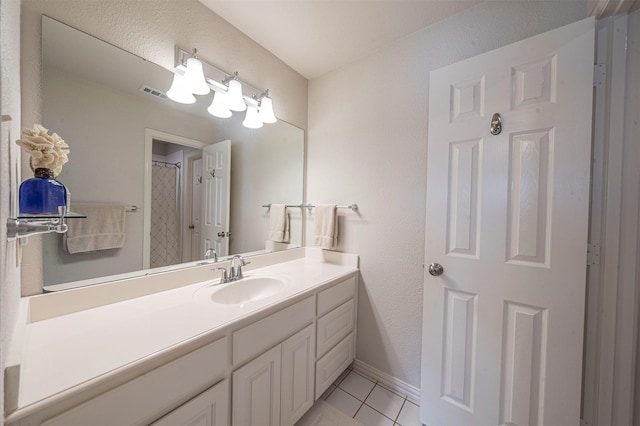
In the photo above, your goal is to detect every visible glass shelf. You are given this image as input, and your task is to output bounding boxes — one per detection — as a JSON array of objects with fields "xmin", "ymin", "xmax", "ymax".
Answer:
[
  {"xmin": 7, "ymin": 212, "xmax": 86, "ymax": 240},
  {"xmin": 16, "ymin": 212, "xmax": 87, "ymax": 219}
]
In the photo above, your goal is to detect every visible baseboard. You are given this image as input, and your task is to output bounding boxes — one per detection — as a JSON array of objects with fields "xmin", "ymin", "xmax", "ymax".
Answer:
[{"xmin": 351, "ymin": 359, "xmax": 421, "ymax": 404}]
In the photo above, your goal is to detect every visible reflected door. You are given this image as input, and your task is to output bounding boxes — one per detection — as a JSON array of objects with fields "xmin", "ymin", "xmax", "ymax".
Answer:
[
  {"xmin": 420, "ymin": 18, "xmax": 594, "ymax": 425},
  {"xmin": 202, "ymin": 140, "xmax": 231, "ymax": 257},
  {"xmin": 190, "ymin": 157, "xmax": 203, "ymax": 261}
]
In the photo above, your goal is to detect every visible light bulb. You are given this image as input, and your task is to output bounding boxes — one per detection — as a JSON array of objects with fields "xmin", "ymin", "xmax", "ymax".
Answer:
[
  {"xmin": 184, "ymin": 57, "xmax": 210, "ymax": 95},
  {"xmin": 227, "ymin": 79, "xmax": 247, "ymax": 112},
  {"xmin": 258, "ymin": 96, "xmax": 277, "ymax": 124},
  {"xmin": 166, "ymin": 73, "xmax": 196, "ymax": 104},
  {"xmin": 207, "ymin": 91, "xmax": 232, "ymax": 118},
  {"xmin": 243, "ymin": 105, "xmax": 263, "ymax": 129}
]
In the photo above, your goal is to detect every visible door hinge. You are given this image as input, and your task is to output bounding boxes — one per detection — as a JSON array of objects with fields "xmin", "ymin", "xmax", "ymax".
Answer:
[
  {"xmin": 587, "ymin": 243, "xmax": 600, "ymax": 266},
  {"xmin": 593, "ymin": 63, "xmax": 606, "ymax": 87}
]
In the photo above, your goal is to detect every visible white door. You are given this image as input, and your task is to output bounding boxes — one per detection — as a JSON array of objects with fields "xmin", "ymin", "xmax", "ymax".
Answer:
[
  {"xmin": 190, "ymin": 157, "xmax": 203, "ymax": 261},
  {"xmin": 202, "ymin": 140, "xmax": 231, "ymax": 257},
  {"xmin": 232, "ymin": 345, "xmax": 281, "ymax": 426},
  {"xmin": 420, "ymin": 18, "xmax": 594, "ymax": 426}
]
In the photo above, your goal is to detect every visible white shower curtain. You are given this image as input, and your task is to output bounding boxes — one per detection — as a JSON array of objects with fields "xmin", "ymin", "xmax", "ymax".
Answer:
[{"xmin": 150, "ymin": 164, "xmax": 181, "ymax": 268}]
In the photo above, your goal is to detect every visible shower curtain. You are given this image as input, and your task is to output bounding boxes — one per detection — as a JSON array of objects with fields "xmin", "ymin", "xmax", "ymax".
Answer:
[{"xmin": 150, "ymin": 164, "xmax": 181, "ymax": 268}]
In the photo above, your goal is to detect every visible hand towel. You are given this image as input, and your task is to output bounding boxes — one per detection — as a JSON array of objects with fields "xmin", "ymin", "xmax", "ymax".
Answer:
[
  {"xmin": 313, "ymin": 204, "xmax": 338, "ymax": 249},
  {"xmin": 65, "ymin": 203, "xmax": 126, "ymax": 253},
  {"xmin": 268, "ymin": 204, "xmax": 290, "ymax": 243}
]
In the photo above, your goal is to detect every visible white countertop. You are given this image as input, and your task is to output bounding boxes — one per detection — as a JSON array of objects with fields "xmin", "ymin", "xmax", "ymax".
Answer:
[{"xmin": 13, "ymin": 250, "xmax": 358, "ymax": 414}]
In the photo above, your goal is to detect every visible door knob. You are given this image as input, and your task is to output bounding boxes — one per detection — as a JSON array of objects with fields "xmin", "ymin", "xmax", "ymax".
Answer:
[{"xmin": 428, "ymin": 263, "xmax": 444, "ymax": 276}]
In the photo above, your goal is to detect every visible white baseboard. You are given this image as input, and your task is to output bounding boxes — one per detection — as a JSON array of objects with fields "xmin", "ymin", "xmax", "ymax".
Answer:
[{"xmin": 351, "ymin": 359, "xmax": 421, "ymax": 404}]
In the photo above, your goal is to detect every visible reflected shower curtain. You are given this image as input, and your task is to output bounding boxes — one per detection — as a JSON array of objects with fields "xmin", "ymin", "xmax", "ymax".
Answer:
[{"xmin": 150, "ymin": 164, "xmax": 181, "ymax": 268}]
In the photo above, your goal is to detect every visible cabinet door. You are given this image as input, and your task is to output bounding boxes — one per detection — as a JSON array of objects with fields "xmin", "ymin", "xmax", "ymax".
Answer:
[
  {"xmin": 232, "ymin": 345, "xmax": 281, "ymax": 426},
  {"xmin": 281, "ymin": 324, "xmax": 315, "ymax": 426},
  {"xmin": 151, "ymin": 380, "xmax": 229, "ymax": 426}
]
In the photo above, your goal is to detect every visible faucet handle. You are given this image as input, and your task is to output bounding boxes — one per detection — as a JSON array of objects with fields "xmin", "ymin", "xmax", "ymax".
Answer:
[{"xmin": 211, "ymin": 267, "xmax": 228, "ymax": 284}]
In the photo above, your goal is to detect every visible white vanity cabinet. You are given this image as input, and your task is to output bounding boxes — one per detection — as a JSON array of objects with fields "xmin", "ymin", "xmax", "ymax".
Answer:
[
  {"xmin": 7, "ymin": 269, "xmax": 358, "ymax": 426},
  {"xmin": 232, "ymin": 324, "xmax": 315, "ymax": 426}
]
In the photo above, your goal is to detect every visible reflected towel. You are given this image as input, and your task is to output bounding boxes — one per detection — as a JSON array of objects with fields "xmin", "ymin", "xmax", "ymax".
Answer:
[
  {"xmin": 313, "ymin": 204, "xmax": 338, "ymax": 249},
  {"xmin": 65, "ymin": 203, "xmax": 126, "ymax": 253},
  {"xmin": 268, "ymin": 204, "xmax": 290, "ymax": 243}
]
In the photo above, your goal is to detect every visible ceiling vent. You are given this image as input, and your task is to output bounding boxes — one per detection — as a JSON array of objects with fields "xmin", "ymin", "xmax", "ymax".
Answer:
[{"xmin": 139, "ymin": 85, "xmax": 168, "ymax": 99}]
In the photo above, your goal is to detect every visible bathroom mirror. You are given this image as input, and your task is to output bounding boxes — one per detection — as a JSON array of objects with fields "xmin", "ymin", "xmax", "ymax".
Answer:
[{"xmin": 40, "ymin": 16, "xmax": 304, "ymax": 288}]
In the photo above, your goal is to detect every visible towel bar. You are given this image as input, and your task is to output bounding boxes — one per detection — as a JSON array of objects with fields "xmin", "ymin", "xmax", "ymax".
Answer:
[{"xmin": 262, "ymin": 203, "xmax": 358, "ymax": 212}]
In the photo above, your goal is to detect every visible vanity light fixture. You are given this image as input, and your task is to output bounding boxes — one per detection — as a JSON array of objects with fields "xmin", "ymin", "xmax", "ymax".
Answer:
[
  {"xmin": 207, "ymin": 90, "xmax": 232, "ymax": 118},
  {"xmin": 224, "ymin": 73, "xmax": 247, "ymax": 112},
  {"xmin": 166, "ymin": 73, "xmax": 196, "ymax": 104},
  {"xmin": 242, "ymin": 104, "xmax": 263, "ymax": 129},
  {"xmin": 168, "ymin": 46, "xmax": 278, "ymax": 126},
  {"xmin": 257, "ymin": 90, "xmax": 277, "ymax": 124},
  {"xmin": 183, "ymin": 49, "xmax": 210, "ymax": 96}
]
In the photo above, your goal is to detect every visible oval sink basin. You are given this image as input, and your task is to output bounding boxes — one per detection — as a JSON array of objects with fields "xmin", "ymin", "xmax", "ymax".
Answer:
[{"xmin": 209, "ymin": 276, "xmax": 288, "ymax": 305}]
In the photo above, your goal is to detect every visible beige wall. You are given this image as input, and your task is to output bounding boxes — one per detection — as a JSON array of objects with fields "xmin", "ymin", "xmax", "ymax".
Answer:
[
  {"xmin": 20, "ymin": 0, "xmax": 308, "ymax": 295},
  {"xmin": 306, "ymin": 0, "xmax": 587, "ymax": 388}
]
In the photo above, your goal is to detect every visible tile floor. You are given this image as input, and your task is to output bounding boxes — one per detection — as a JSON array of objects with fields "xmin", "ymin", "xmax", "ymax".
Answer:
[{"xmin": 320, "ymin": 367, "xmax": 421, "ymax": 426}]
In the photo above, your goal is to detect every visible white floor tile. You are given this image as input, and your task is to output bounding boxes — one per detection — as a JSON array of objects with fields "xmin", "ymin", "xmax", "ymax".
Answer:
[
  {"xmin": 364, "ymin": 384, "xmax": 405, "ymax": 420},
  {"xmin": 354, "ymin": 404, "xmax": 394, "ymax": 426},
  {"xmin": 338, "ymin": 371, "xmax": 376, "ymax": 401},
  {"xmin": 325, "ymin": 387, "xmax": 362, "ymax": 418},
  {"xmin": 396, "ymin": 400, "xmax": 421, "ymax": 426}
]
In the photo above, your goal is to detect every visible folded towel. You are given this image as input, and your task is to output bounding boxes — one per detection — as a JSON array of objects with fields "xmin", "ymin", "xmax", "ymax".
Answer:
[
  {"xmin": 65, "ymin": 203, "xmax": 126, "ymax": 253},
  {"xmin": 313, "ymin": 204, "xmax": 338, "ymax": 249},
  {"xmin": 268, "ymin": 204, "xmax": 290, "ymax": 243}
]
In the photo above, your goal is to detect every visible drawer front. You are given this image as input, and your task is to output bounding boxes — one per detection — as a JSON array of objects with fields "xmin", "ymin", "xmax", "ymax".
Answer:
[
  {"xmin": 233, "ymin": 296, "xmax": 314, "ymax": 366},
  {"xmin": 315, "ymin": 332, "xmax": 354, "ymax": 399},
  {"xmin": 316, "ymin": 299, "xmax": 355, "ymax": 358},
  {"xmin": 150, "ymin": 379, "xmax": 229, "ymax": 426},
  {"xmin": 317, "ymin": 275, "xmax": 356, "ymax": 317},
  {"xmin": 42, "ymin": 338, "xmax": 228, "ymax": 426}
]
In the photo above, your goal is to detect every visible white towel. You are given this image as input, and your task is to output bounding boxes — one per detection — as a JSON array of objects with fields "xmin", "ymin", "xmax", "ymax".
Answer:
[
  {"xmin": 65, "ymin": 203, "xmax": 126, "ymax": 253},
  {"xmin": 313, "ymin": 204, "xmax": 338, "ymax": 249},
  {"xmin": 268, "ymin": 204, "xmax": 290, "ymax": 243}
]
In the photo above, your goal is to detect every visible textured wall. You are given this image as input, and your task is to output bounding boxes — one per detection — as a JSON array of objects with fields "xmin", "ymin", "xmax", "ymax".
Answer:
[
  {"xmin": 0, "ymin": 0, "xmax": 22, "ymax": 420},
  {"xmin": 20, "ymin": 0, "xmax": 308, "ymax": 295},
  {"xmin": 307, "ymin": 0, "xmax": 587, "ymax": 388}
]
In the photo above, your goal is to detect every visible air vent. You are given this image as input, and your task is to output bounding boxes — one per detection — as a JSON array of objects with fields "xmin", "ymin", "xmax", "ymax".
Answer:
[{"xmin": 139, "ymin": 85, "xmax": 168, "ymax": 99}]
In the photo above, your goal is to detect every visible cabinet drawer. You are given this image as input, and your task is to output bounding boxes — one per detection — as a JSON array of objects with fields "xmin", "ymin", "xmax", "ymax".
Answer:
[
  {"xmin": 150, "ymin": 379, "xmax": 229, "ymax": 426},
  {"xmin": 315, "ymin": 332, "xmax": 354, "ymax": 400},
  {"xmin": 233, "ymin": 296, "xmax": 314, "ymax": 366},
  {"xmin": 42, "ymin": 337, "xmax": 228, "ymax": 426},
  {"xmin": 316, "ymin": 299, "xmax": 355, "ymax": 358},
  {"xmin": 317, "ymin": 275, "xmax": 356, "ymax": 317}
]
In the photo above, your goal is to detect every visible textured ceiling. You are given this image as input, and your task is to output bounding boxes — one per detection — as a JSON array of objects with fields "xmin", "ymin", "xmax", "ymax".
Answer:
[{"xmin": 198, "ymin": 0, "xmax": 483, "ymax": 80}]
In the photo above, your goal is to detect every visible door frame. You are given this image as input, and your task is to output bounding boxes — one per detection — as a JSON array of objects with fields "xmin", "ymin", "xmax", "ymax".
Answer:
[
  {"xmin": 143, "ymin": 128, "xmax": 207, "ymax": 269},
  {"xmin": 581, "ymin": 13, "xmax": 640, "ymax": 426}
]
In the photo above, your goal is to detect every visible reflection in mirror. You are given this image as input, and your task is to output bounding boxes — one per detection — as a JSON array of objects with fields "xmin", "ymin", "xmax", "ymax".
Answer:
[{"xmin": 40, "ymin": 16, "xmax": 304, "ymax": 288}]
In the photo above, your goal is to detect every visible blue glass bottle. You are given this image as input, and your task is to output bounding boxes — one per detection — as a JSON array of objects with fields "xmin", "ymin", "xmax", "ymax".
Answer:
[{"xmin": 19, "ymin": 168, "xmax": 67, "ymax": 215}]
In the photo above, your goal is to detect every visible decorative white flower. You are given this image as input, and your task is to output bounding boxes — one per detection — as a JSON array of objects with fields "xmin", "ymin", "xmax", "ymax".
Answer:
[{"xmin": 16, "ymin": 124, "xmax": 70, "ymax": 176}]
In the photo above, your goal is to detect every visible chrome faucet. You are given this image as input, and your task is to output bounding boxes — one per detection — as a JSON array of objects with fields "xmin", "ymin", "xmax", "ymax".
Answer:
[
  {"xmin": 203, "ymin": 248, "xmax": 218, "ymax": 262},
  {"xmin": 229, "ymin": 255, "xmax": 250, "ymax": 281}
]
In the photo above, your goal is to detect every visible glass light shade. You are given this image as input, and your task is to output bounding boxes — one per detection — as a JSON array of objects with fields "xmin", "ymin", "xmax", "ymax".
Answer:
[
  {"xmin": 184, "ymin": 57, "xmax": 210, "ymax": 95},
  {"xmin": 226, "ymin": 79, "xmax": 247, "ymax": 111},
  {"xmin": 258, "ymin": 96, "xmax": 277, "ymax": 124},
  {"xmin": 166, "ymin": 73, "xmax": 196, "ymax": 104},
  {"xmin": 242, "ymin": 105, "xmax": 263, "ymax": 129},
  {"xmin": 207, "ymin": 91, "xmax": 232, "ymax": 118}
]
